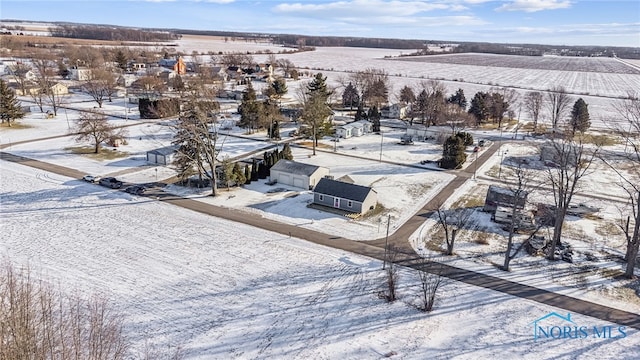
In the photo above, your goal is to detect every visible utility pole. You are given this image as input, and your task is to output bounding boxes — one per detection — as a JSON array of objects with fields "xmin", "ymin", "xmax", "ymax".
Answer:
[{"xmin": 383, "ymin": 214, "xmax": 391, "ymax": 269}]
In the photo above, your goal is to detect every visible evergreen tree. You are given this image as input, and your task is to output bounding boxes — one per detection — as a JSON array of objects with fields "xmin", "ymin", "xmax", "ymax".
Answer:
[
  {"xmin": 468, "ymin": 92, "xmax": 489, "ymax": 125},
  {"xmin": 342, "ymin": 82, "xmax": 359, "ymax": 109},
  {"xmin": 258, "ymin": 161, "xmax": 268, "ymax": 179},
  {"xmin": 302, "ymin": 73, "xmax": 333, "ymax": 155},
  {"xmin": 414, "ymin": 89, "xmax": 429, "ymax": 124},
  {"xmin": 282, "ymin": 143, "xmax": 293, "ymax": 160},
  {"xmin": 456, "ymin": 132, "xmax": 474, "ymax": 146},
  {"xmin": 440, "ymin": 135, "xmax": 467, "ymax": 169},
  {"xmin": 399, "ymin": 85, "xmax": 415, "ymax": 105},
  {"xmin": 239, "ymin": 82, "xmax": 263, "ymax": 132},
  {"xmin": 244, "ymin": 164, "xmax": 252, "ymax": 184},
  {"xmin": 0, "ymin": 79, "xmax": 25, "ymax": 127},
  {"xmin": 307, "ymin": 73, "xmax": 330, "ymax": 98},
  {"xmin": 269, "ymin": 120, "xmax": 281, "ymax": 140},
  {"xmin": 354, "ymin": 103, "xmax": 367, "ymax": 121},
  {"xmin": 251, "ymin": 159, "xmax": 259, "ymax": 181},
  {"xmin": 448, "ymin": 88, "xmax": 467, "ymax": 109},
  {"xmin": 569, "ymin": 98, "xmax": 590, "ymax": 134},
  {"xmin": 115, "ymin": 50, "xmax": 128, "ymax": 71},
  {"xmin": 368, "ymin": 105, "xmax": 381, "ymax": 132},
  {"xmin": 233, "ymin": 162, "xmax": 246, "ymax": 187}
]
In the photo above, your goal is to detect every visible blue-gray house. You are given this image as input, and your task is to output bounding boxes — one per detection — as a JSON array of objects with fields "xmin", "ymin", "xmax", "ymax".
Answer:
[{"xmin": 313, "ymin": 178, "xmax": 377, "ymax": 215}]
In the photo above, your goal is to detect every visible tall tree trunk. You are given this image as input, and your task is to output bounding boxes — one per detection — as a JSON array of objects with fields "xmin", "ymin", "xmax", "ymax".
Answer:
[{"xmin": 625, "ymin": 195, "xmax": 640, "ymax": 278}]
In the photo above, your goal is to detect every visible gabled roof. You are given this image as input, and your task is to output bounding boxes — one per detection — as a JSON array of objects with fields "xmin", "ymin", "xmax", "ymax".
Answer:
[
  {"xmin": 148, "ymin": 145, "xmax": 178, "ymax": 156},
  {"xmin": 271, "ymin": 159, "xmax": 323, "ymax": 177},
  {"xmin": 314, "ymin": 178, "xmax": 376, "ymax": 202}
]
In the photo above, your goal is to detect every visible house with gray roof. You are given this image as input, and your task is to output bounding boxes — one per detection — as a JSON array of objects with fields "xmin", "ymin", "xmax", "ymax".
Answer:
[
  {"xmin": 313, "ymin": 178, "xmax": 377, "ymax": 215},
  {"xmin": 269, "ymin": 159, "xmax": 330, "ymax": 190}
]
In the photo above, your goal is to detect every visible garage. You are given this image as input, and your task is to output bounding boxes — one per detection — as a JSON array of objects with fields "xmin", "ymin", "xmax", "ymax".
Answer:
[{"xmin": 269, "ymin": 159, "xmax": 330, "ymax": 190}]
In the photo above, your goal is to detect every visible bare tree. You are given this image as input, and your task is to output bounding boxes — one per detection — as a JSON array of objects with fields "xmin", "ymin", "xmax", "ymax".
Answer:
[
  {"xmin": 72, "ymin": 111, "xmax": 127, "ymax": 153},
  {"xmin": 435, "ymin": 206, "xmax": 473, "ymax": 255},
  {"xmin": 8, "ymin": 61, "xmax": 32, "ymax": 96},
  {"xmin": 172, "ymin": 91, "xmax": 221, "ymax": 196},
  {"xmin": 545, "ymin": 137, "xmax": 599, "ymax": 260},
  {"xmin": 524, "ymin": 91, "xmax": 544, "ymax": 132},
  {"xmin": 276, "ymin": 58, "xmax": 296, "ymax": 78},
  {"xmin": 382, "ymin": 244, "xmax": 399, "ymax": 302},
  {"xmin": 32, "ymin": 54, "xmax": 67, "ymax": 116},
  {"xmin": 83, "ymin": 67, "xmax": 117, "ymax": 108},
  {"xmin": 602, "ymin": 93, "xmax": 640, "ymax": 278},
  {"xmin": 415, "ymin": 257, "xmax": 445, "ymax": 312},
  {"xmin": 500, "ymin": 165, "xmax": 542, "ymax": 271},
  {"xmin": 0, "ymin": 260, "xmax": 128, "ymax": 359},
  {"xmin": 547, "ymin": 86, "xmax": 571, "ymax": 132}
]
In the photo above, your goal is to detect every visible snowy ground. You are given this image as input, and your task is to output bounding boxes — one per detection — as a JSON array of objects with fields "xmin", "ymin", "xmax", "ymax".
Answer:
[{"xmin": 2, "ymin": 160, "xmax": 639, "ymax": 359}]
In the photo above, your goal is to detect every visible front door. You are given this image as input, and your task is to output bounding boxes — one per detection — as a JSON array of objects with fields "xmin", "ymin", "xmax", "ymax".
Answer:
[{"xmin": 334, "ymin": 197, "xmax": 340, "ymax": 208}]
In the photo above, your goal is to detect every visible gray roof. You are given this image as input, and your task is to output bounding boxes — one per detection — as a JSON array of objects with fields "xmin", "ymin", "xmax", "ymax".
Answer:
[
  {"xmin": 148, "ymin": 146, "xmax": 178, "ymax": 156},
  {"xmin": 314, "ymin": 178, "xmax": 375, "ymax": 202},
  {"xmin": 271, "ymin": 159, "xmax": 324, "ymax": 177}
]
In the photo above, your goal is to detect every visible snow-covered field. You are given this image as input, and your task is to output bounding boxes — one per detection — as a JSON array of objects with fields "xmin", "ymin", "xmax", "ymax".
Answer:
[{"xmin": 3, "ymin": 160, "xmax": 639, "ymax": 359}]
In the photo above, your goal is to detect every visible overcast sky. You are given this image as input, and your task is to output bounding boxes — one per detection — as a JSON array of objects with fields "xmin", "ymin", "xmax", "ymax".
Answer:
[{"xmin": 2, "ymin": 0, "xmax": 639, "ymax": 47}]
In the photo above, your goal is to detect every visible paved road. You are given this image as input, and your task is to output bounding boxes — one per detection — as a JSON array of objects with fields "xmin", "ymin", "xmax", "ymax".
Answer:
[{"xmin": 2, "ymin": 145, "xmax": 639, "ymax": 331}]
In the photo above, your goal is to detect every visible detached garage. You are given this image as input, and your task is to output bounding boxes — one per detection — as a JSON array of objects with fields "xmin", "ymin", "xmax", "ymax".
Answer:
[
  {"xmin": 270, "ymin": 159, "xmax": 329, "ymax": 190},
  {"xmin": 146, "ymin": 146, "xmax": 178, "ymax": 165}
]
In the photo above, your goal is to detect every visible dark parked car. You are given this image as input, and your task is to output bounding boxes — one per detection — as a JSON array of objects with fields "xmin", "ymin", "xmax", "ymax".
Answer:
[
  {"xmin": 125, "ymin": 185, "xmax": 145, "ymax": 195},
  {"xmin": 99, "ymin": 177, "xmax": 123, "ymax": 189}
]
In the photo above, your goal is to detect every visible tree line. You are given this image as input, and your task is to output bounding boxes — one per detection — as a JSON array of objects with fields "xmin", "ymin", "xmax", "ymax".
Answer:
[{"xmin": 49, "ymin": 24, "xmax": 180, "ymax": 42}]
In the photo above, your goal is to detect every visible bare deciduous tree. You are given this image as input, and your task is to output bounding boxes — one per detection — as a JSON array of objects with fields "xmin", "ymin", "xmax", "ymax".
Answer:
[
  {"xmin": 83, "ymin": 68, "xmax": 117, "ymax": 108},
  {"xmin": 0, "ymin": 260, "xmax": 128, "ymax": 359},
  {"xmin": 545, "ymin": 137, "xmax": 599, "ymax": 260},
  {"xmin": 73, "ymin": 111, "xmax": 127, "ymax": 153},
  {"xmin": 382, "ymin": 244, "xmax": 399, "ymax": 302},
  {"xmin": 602, "ymin": 93, "xmax": 640, "ymax": 278},
  {"xmin": 524, "ymin": 91, "xmax": 544, "ymax": 132},
  {"xmin": 172, "ymin": 91, "xmax": 221, "ymax": 196},
  {"xmin": 500, "ymin": 165, "xmax": 543, "ymax": 271},
  {"xmin": 547, "ymin": 86, "xmax": 571, "ymax": 132},
  {"xmin": 435, "ymin": 206, "xmax": 473, "ymax": 255},
  {"xmin": 415, "ymin": 257, "xmax": 445, "ymax": 312}
]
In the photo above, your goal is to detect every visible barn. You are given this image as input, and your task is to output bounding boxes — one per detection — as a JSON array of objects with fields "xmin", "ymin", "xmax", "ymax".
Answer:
[
  {"xmin": 269, "ymin": 159, "xmax": 329, "ymax": 190},
  {"xmin": 146, "ymin": 146, "xmax": 178, "ymax": 165}
]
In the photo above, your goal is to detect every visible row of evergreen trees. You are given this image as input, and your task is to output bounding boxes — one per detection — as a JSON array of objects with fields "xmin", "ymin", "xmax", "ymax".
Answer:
[{"xmin": 221, "ymin": 143, "xmax": 294, "ymax": 187}]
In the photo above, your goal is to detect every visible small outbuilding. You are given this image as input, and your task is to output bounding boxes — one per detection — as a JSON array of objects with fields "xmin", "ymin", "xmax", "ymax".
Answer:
[
  {"xmin": 146, "ymin": 146, "xmax": 178, "ymax": 165},
  {"xmin": 483, "ymin": 185, "xmax": 528, "ymax": 213},
  {"xmin": 269, "ymin": 159, "xmax": 330, "ymax": 190},
  {"xmin": 313, "ymin": 177, "xmax": 378, "ymax": 215}
]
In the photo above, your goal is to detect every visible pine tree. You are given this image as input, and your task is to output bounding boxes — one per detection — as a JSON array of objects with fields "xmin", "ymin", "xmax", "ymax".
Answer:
[
  {"xmin": 342, "ymin": 82, "xmax": 359, "ymax": 109},
  {"xmin": 354, "ymin": 103, "xmax": 367, "ymax": 121},
  {"xmin": 251, "ymin": 159, "xmax": 259, "ymax": 181},
  {"xmin": 448, "ymin": 88, "xmax": 467, "ymax": 109},
  {"xmin": 440, "ymin": 135, "xmax": 467, "ymax": 169},
  {"xmin": 468, "ymin": 92, "xmax": 489, "ymax": 125},
  {"xmin": 0, "ymin": 79, "xmax": 25, "ymax": 127},
  {"xmin": 239, "ymin": 82, "xmax": 262, "ymax": 132},
  {"xmin": 233, "ymin": 162, "xmax": 246, "ymax": 187},
  {"xmin": 399, "ymin": 85, "xmax": 415, "ymax": 105},
  {"xmin": 244, "ymin": 164, "xmax": 252, "ymax": 184},
  {"xmin": 258, "ymin": 161, "xmax": 268, "ymax": 179},
  {"xmin": 368, "ymin": 105, "xmax": 381, "ymax": 132},
  {"xmin": 282, "ymin": 143, "xmax": 293, "ymax": 160},
  {"xmin": 569, "ymin": 98, "xmax": 590, "ymax": 135}
]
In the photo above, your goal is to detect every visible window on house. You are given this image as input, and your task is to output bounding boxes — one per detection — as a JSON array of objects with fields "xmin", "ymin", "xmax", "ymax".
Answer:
[
  {"xmin": 347, "ymin": 200, "xmax": 353, "ymax": 207},
  {"xmin": 319, "ymin": 194, "xmax": 324, "ymax": 201}
]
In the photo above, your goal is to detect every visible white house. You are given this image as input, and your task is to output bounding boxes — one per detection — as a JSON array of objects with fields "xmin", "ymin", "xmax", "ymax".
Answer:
[
  {"xmin": 381, "ymin": 103, "xmax": 408, "ymax": 119},
  {"xmin": 336, "ymin": 124, "xmax": 354, "ymax": 139},
  {"xmin": 352, "ymin": 120, "xmax": 373, "ymax": 134},
  {"xmin": 269, "ymin": 159, "xmax": 330, "ymax": 190},
  {"xmin": 70, "ymin": 67, "xmax": 92, "ymax": 81},
  {"xmin": 406, "ymin": 125, "xmax": 451, "ymax": 141}
]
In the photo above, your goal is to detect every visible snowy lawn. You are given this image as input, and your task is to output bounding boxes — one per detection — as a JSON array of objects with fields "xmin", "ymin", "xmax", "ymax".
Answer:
[{"xmin": 2, "ymin": 160, "xmax": 639, "ymax": 359}]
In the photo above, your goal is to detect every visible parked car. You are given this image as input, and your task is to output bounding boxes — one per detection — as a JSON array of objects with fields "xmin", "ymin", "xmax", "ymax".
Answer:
[
  {"xmin": 478, "ymin": 139, "xmax": 486, "ymax": 147},
  {"xmin": 99, "ymin": 177, "xmax": 123, "ymax": 189},
  {"xmin": 125, "ymin": 185, "xmax": 145, "ymax": 195},
  {"xmin": 82, "ymin": 175, "xmax": 100, "ymax": 183}
]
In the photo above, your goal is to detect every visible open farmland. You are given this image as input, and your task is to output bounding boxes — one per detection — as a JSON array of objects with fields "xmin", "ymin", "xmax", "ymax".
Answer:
[{"xmin": 394, "ymin": 53, "xmax": 640, "ymax": 74}]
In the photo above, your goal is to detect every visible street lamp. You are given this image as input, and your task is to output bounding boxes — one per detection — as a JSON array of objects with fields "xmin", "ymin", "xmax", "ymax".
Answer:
[{"xmin": 498, "ymin": 149, "xmax": 508, "ymax": 179}]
